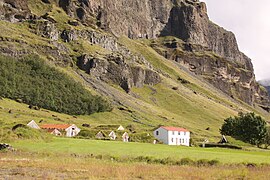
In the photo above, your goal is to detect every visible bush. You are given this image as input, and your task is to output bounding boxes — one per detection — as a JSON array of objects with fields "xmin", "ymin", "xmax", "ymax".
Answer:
[
  {"xmin": 178, "ymin": 158, "xmax": 195, "ymax": 165},
  {"xmin": 263, "ymin": 127, "xmax": 270, "ymax": 149},
  {"xmin": 208, "ymin": 159, "xmax": 220, "ymax": 166},
  {"xmin": 220, "ymin": 112, "xmax": 267, "ymax": 147},
  {"xmin": 0, "ymin": 55, "xmax": 111, "ymax": 115},
  {"xmin": 196, "ymin": 159, "xmax": 209, "ymax": 166}
]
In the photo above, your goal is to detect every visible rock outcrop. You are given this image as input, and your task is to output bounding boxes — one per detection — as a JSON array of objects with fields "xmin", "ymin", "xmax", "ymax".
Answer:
[
  {"xmin": 151, "ymin": 38, "xmax": 269, "ymax": 106},
  {"xmin": 0, "ymin": 0, "xmax": 31, "ymax": 22},
  {"xmin": 77, "ymin": 54, "xmax": 161, "ymax": 93}
]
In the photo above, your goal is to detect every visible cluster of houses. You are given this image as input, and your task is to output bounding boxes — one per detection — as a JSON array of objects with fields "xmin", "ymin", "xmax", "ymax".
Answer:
[
  {"xmin": 27, "ymin": 120, "xmax": 130, "ymax": 142},
  {"xmin": 27, "ymin": 120, "xmax": 191, "ymax": 146}
]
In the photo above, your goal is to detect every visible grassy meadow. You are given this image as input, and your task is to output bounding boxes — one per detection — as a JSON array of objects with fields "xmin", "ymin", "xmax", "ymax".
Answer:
[
  {"xmin": 12, "ymin": 138, "xmax": 270, "ymax": 165},
  {"xmin": 1, "ymin": 138, "xmax": 270, "ymax": 179},
  {"xmin": 1, "ymin": 151, "xmax": 270, "ymax": 179}
]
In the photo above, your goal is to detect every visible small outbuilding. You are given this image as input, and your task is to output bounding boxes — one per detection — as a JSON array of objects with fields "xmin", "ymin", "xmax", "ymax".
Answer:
[
  {"xmin": 108, "ymin": 131, "xmax": 117, "ymax": 140},
  {"xmin": 96, "ymin": 131, "xmax": 106, "ymax": 139},
  {"xmin": 122, "ymin": 132, "xmax": 129, "ymax": 142},
  {"xmin": 27, "ymin": 120, "xmax": 40, "ymax": 129},
  {"xmin": 49, "ymin": 129, "xmax": 62, "ymax": 136},
  {"xmin": 218, "ymin": 135, "xmax": 228, "ymax": 144},
  {"xmin": 117, "ymin": 125, "xmax": 125, "ymax": 131}
]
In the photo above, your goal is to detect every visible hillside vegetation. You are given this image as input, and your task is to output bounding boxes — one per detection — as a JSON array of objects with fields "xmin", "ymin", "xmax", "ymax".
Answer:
[{"xmin": 0, "ymin": 55, "xmax": 111, "ymax": 115}]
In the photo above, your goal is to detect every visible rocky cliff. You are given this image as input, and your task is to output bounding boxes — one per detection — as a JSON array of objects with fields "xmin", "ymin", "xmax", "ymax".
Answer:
[
  {"xmin": 0, "ymin": 0, "xmax": 268, "ymax": 108},
  {"xmin": 57, "ymin": 0, "xmax": 252, "ymax": 68}
]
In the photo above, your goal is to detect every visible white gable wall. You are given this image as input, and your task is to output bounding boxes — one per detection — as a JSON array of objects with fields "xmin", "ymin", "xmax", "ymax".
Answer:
[
  {"xmin": 65, "ymin": 124, "xmax": 81, "ymax": 137},
  {"xmin": 167, "ymin": 131, "xmax": 190, "ymax": 146},
  {"xmin": 27, "ymin": 120, "xmax": 40, "ymax": 129}
]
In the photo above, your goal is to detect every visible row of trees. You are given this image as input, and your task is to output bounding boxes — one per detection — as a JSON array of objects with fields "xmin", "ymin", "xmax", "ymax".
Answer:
[
  {"xmin": 220, "ymin": 112, "xmax": 270, "ymax": 148},
  {"xmin": 0, "ymin": 55, "xmax": 112, "ymax": 115}
]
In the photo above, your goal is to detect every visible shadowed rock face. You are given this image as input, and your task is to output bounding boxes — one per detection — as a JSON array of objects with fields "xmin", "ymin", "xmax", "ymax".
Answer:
[
  {"xmin": 77, "ymin": 54, "xmax": 161, "ymax": 93},
  {"xmin": 0, "ymin": 0, "xmax": 31, "ymax": 22}
]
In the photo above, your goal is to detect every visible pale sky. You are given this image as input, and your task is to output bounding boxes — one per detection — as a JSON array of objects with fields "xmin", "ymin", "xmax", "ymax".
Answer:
[{"xmin": 200, "ymin": 0, "xmax": 270, "ymax": 80}]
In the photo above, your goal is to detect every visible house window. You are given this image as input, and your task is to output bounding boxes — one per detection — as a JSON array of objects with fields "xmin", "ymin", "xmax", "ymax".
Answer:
[
  {"xmin": 184, "ymin": 132, "xmax": 186, "ymax": 136},
  {"xmin": 178, "ymin": 132, "xmax": 180, "ymax": 135},
  {"xmin": 171, "ymin": 138, "xmax": 174, "ymax": 142},
  {"xmin": 156, "ymin": 131, "xmax": 159, "ymax": 136},
  {"xmin": 172, "ymin": 131, "xmax": 174, "ymax": 135},
  {"xmin": 183, "ymin": 139, "xmax": 185, "ymax": 143}
]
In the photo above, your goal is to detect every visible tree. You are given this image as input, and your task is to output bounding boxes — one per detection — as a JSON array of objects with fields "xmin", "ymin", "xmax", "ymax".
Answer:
[
  {"xmin": 220, "ymin": 112, "xmax": 267, "ymax": 147},
  {"xmin": 264, "ymin": 127, "xmax": 270, "ymax": 149}
]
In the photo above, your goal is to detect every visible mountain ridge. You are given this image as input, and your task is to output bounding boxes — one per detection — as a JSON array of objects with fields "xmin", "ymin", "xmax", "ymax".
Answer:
[{"xmin": 0, "ymin": 0, "xmax": 267, "ymax": 107}]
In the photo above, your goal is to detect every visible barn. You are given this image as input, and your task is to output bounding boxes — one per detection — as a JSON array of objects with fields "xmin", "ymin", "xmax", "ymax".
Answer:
[{"xmin": 153, "ymin": 126, "xmax": 190, "ymax": 146}]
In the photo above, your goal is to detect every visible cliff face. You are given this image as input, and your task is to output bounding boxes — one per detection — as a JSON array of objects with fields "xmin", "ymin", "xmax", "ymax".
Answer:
[
  {"xmin": 56, "ymin": 0, "xmax": 267, "ymax": 106},
  {"xmin": 0, "ymin": 0, "xmax": 268, "ymax": 107},
  {"xmin": 65, "ymin": 0, "xmax": 250, "ymax": 68}
]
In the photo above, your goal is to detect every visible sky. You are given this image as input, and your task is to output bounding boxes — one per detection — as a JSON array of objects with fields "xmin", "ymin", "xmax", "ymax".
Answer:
[{"xmin": 200, "ymin": 0, "xmax": 270, "ymax": 80}]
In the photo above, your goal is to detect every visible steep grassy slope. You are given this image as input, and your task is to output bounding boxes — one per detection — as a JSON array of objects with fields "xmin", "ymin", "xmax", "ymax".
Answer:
[{"xmin": 0, "ymin": 22, "xmax": 266, "ymax": 143}]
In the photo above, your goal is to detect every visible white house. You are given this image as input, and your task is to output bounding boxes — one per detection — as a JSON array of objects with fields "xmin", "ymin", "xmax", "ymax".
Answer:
[
  {"xmin": 153, "ymin": 126, "xmax": 190, "ymax": 146},
  {"xmin": 27, "ymin": 120, "xmax": 40, "ymax": 129},
  {"xmin": 41, "ymin": 124, "xmax": 81, "ymax": 137}
]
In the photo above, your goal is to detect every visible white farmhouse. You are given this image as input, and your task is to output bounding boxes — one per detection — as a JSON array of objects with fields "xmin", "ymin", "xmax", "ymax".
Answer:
[{"xmin": 153, "ymin": 126, "xmax": 190, "ymax": 146}]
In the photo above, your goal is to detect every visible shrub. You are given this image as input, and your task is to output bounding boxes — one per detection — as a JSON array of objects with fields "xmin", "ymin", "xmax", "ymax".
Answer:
[
  {"xmin": 220, "ymin": 112, "xmax": 267, "ymax": 147},
  {"xmin": 196, "ymin": 159, "xmax": 209, "ymax": 166},
  {"xmin": 178, "ymin": 158, "xmax": 195, "ymax": 166},
  {"xmin": 208, "ymin": 159, "xmax": 220, "ymax": 166}
]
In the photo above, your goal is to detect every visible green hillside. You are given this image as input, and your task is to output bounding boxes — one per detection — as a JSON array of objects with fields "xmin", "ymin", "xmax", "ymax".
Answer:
[{"xmin": 0, "ymin": 0, "xmax": 268, "ymax": 145}]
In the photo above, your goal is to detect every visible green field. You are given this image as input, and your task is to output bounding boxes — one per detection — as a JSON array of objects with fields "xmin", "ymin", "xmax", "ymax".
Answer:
[{"xmin": 13, "ymin": 138, "xmax": 270, "ymax": 165}]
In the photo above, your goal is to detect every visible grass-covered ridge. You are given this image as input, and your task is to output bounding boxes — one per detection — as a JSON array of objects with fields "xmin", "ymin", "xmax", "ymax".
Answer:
[{"xmin": 0, "ymin": 55, "xmax": 111, "ymax": 115}]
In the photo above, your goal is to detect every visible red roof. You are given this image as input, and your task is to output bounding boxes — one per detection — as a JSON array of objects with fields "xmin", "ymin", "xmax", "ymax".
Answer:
[
  {"xmin": 161, "ymin": 126, "xmax": 189, "ymax": 132},
  {"xmin": 41, "ymin": 124, "xmax": 71, "ymax": 130}
]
